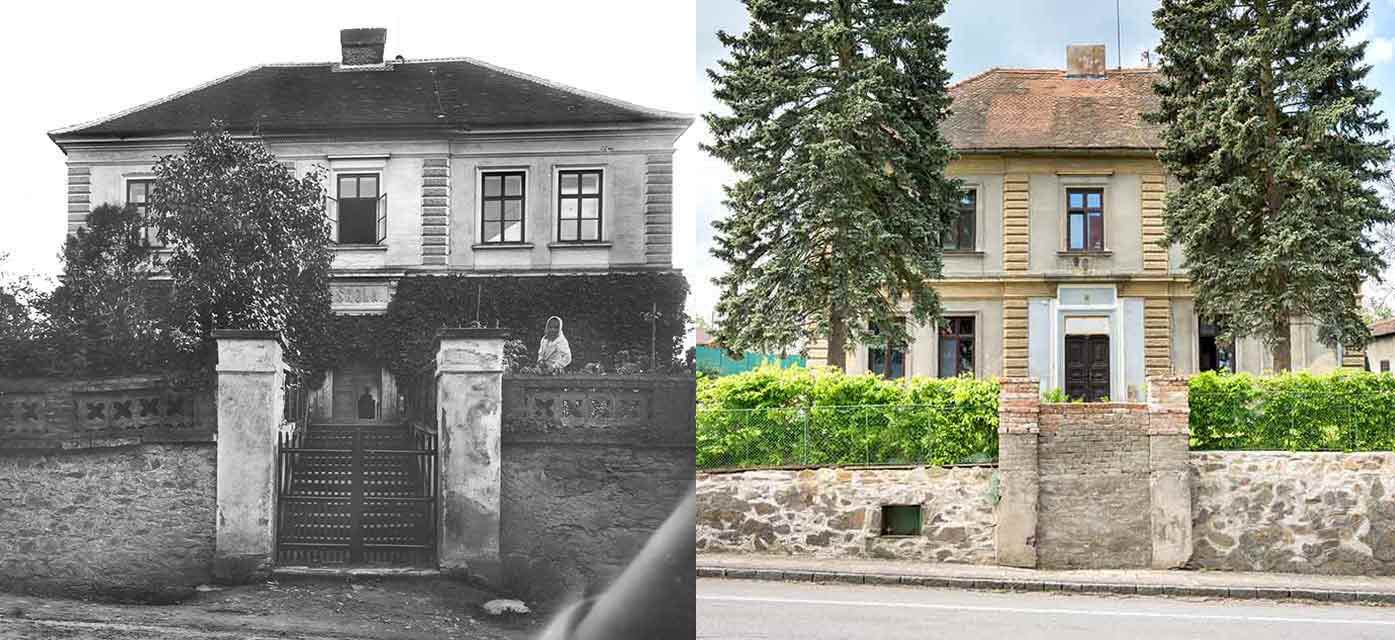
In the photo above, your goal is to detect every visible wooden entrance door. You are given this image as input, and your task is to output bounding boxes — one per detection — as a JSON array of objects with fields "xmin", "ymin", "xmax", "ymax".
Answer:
[
  {"xmin": 332, "ymin": 362, "xmax": 382, "ymax": 422},
  {"xmin": 1064, "ymin": 335, "xmax": 1110, "ymax": 402}
]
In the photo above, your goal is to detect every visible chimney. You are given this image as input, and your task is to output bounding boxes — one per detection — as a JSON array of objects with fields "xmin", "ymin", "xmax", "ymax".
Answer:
[
  {"xmin": 340, "ymin": 28, "xmax": 387, "ymax": 66},
  {"xmin": 1066, "ymin": 44, "xmax": 1106, "ymax": 78}
]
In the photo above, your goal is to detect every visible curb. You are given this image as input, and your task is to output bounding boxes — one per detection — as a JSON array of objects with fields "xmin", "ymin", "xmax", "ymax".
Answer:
[{"xmin": 696, "ymin": 566, "xmax": 1395, "ymax": 605}]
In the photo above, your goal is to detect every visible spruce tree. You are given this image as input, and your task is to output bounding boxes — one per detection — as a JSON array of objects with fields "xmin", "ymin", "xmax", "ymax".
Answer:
[
  {"xmin": 704, "ymin": 0, "xmax": 960, "ymax": 370},
  {"xmin": 1151, "ymin": 0, "xmax": 1392, "ymax": 370}
]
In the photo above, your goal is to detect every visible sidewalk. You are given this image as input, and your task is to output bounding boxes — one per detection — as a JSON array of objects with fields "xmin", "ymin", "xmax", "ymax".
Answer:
[{"xmin": 697, "ymin": 554, "xmax": 1395, "ymax": 605}]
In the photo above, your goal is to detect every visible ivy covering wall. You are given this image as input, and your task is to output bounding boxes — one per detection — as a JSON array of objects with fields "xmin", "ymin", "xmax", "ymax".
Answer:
[{"xmin": 301, "ymin": 272, "xmax": 689, "ymax": 380}]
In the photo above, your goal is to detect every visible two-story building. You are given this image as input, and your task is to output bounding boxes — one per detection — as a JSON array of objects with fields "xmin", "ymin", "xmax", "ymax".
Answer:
[
  {"xmin": 811, "ymin": 45, "xmax": 1361, "ymax": 401},
  {"xmin": 50, "ymin": 28, "xmax": 691, "ymax": 420}
]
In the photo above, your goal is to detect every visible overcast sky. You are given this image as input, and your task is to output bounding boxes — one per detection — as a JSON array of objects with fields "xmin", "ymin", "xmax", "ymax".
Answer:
[
  {"xmin": 0, "ymin": 0, "xmax": 696, "ymax": 283},
  {"xmin": 691, "ymin": 0, "xmax": 1395, "ymax": 322}
]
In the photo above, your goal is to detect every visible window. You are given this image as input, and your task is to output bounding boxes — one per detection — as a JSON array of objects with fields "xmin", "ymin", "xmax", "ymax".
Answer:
[
  {"xmin": 938, "ymin": 316, "xmax": 975, "ymax": 377},
  {"xmin": 481, "ymin": 172, "xmax": 525, "ymax": 244},
  {"xmin": 557, "ymin": 170, "xmax": 602, "ymax": 242},
  {"xmin": 880, "ymin": 505, "xmax": 922, "ymax": 536},
  {"xmin": 944, "ymin": 189, "xmax": 976, "ymax": 251},
  {"xmin": 868, "ymin": 321, "xmax": 907, "ymax": 379},
  {"xmin": 335, "ymin": 174, "xmax": 383, "ymax": 244},
  {"xmin": 1066, "ymin": 188, "xmax": 1104, "ymax": 251},
  {"xmin": 127, "ymin": 179, "xmax": 160, "ymax": 246},
  {"xmin": 1382, "ymin": 360, "xmax": 1390, "ymax": 374},
  {"xmin": 1197, "ymin": 321, "xmax": 1236, "ymax": 373}
]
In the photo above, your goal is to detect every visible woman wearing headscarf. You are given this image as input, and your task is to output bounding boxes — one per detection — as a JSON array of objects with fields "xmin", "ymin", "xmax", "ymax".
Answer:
[{"xmin": 537, "ymin": 315, "xmax": 572, "ymax": 374}]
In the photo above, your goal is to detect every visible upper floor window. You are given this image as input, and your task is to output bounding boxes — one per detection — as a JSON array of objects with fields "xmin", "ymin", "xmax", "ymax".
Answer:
[
  {"xmin": 868, "ymin": 320, "xmax": 907, "ymax": 379},
  {"xmin": 558, "ymin": 170, "xmax": 602, "ymax": 243},
  {"xmin": 335, "ymin": 174, "xmax": 385, "ymax": 245},
  {"xmin": 1066, "ymin": 188, "xmax": 1104, "ymax": 251},
  {"xmin": 944, "ymin": 189, "xmax": 976, "ymax": 251},
  {"xmin": 938, "ymin": 316, "xmax": 975, "ymax": 377},
  {"xmin": 127, "ymin": 179, "xmax": 161, "ymax": 247},
  {"xmin": 481, "ymin": 172, "xmax": 525, "ymax": 244}
]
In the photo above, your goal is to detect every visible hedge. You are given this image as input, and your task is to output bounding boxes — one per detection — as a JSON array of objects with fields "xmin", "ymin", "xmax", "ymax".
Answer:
[
  {"xmin": 697, "ymin": 365, "xmax": 999, "ymax": 468},
  {"xmin": 1188, "ymin": 369, "xmax": 1395, "ymax": 451}
]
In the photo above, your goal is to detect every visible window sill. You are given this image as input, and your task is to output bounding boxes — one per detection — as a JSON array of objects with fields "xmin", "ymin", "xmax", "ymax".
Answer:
[
  {"xmin": 472, "ymin": 242, "xmax": 534, "ymax": 251},
  {"xmin": 333, "ymin": 244, "xmax": 388, "ymax": 252},
  {"xmin": 548, "ymin": 241, "xmax": 612, "ymax": 249},
  {"xmin": 1058, "ymin": 250, "xmax": 1113, "ymax": 257},
  {"xmin": 944, "ymin": 250, "xmax": 984, "ymax": 257}
]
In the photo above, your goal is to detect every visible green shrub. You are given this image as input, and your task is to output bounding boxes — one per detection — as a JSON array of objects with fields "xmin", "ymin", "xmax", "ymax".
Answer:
[
  {"xmin": 1189, "ymin": 369, "xmax": 1395, "ymax": 451},
  {"xmin": 697, "ymin": 365, "xmax": 998, "ymax": 468}
]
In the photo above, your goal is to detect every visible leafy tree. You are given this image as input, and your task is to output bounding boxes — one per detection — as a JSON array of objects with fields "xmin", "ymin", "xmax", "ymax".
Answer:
[
  {"xmin": 43, "ymin": 204, "xmax": 173, "ymax": 376},
  {"xmin": 704, "ymin": 0, "xmax": 960, "ymax": 370},
  {"xmin": 148, "ymin": 125, "xmax": 331, "ymax": 370},
  {"xmin": 0, "ymin": 253, "xmax": 50, "ymax": 377},
  {"xmin": 1151, "ymin": 0, "xmax": 1393, "ymax": 370}
]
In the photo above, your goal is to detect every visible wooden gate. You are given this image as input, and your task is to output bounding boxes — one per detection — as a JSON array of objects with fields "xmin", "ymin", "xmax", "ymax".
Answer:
[{"xmin": 276, "ymin": 423, "xmax": 437, "ymax": 566}]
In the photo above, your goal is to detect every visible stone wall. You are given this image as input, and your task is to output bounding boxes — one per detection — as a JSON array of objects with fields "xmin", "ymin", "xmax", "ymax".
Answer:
[
  {"xmin": 696, "ymin": 466, "xmax": 997, "ymax": 563},
  {"xmin": 500, "ymin": 375, "xmax": 694, "ymax": 602},
  {"xmin": 1190, "ymin": 451, "xmax": 1395, "ymax": 576},
  {"xmin": 0, "ymin": 444, "xmax": 217, "ymax": 600}
]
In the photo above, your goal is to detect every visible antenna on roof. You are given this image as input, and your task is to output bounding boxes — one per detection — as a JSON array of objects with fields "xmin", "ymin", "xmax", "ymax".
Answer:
[{"xmin": 1115, "ymin": 0, "xmax": 1122, "ymax": 70}]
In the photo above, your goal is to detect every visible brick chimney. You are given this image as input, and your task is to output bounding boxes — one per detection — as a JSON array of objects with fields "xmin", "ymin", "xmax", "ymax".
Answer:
[
  {"xmin": 340, "ymin": 28, "xmax": 387, "ymax": 66},
  {"xmin": 1066, "ymin": 44, "xmax": 1106, "ymax": 78}
]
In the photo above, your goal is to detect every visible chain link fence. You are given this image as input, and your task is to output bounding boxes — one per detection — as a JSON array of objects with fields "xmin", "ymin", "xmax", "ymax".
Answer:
[
  {"xmin": 696, "ymin": 403, "xmax": 997, "ymax": 470},
  {"xmin": 1189, "ymin": 384, "xmax": 1395, "ymax": 452}
]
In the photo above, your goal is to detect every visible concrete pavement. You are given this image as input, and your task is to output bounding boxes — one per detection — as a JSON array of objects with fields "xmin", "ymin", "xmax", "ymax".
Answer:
[
  {"xmin": 698, "ymin": 553, "xmax": 1395, "ymax": 604},
  {"xmin": 698, "ymin": 578, "xmax": 1395, "ymax": 640}
]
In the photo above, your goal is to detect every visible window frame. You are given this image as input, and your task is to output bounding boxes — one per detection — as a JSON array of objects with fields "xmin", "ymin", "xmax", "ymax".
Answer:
[
  {"xmin": 479, "ymin": 170, "xmax": 527, "ymax": 245},
  {"xmin": 867, "ymin": 319, "xmax": 909, "ymax": 379},
  {"xmin": 333, "ymin": 172, "xmax": 384, "ymax": 245},
  {"xmin": 556, "ymin": 168, "xmax": 604, "ymax": 244},
  {"xmin": 944, "ymin": 187, "xmax": 978, "ymax": 252},
  {"xmin": 1064, "ymin": 187, "xmax": 1105, "ymax": 252},
  {"xmin": 937, "ymin": 315, "xmax": 976, "ymax": 378},
  {"xmin": 125, "ymin": 177, "xmax": 160, "ymax": 247}
]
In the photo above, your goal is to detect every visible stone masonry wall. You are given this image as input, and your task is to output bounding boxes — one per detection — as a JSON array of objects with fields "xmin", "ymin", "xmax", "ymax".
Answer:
[
  {"xmin": 696, "ymin": 466, "xmax": 997, "ymax": 564},
  {"xmin": 1190, "ymin": 451, "xmax": 1395, "ymax": 576},
  {"xmin": 500, "ymin": 375, "xmax": 694, "ymax": 602},
  {"xmin": 1036, "ymin": 403, "xmax": 1153, "ymax": 568},
  {"xmin": 0, "ymin": 444, "xmax": 217, "ymax": 600}
]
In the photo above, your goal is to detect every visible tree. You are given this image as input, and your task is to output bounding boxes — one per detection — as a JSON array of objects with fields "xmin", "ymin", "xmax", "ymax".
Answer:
[
  {"xmin": 0, "ymin": 253, "xmax": 50, "ymax": 377},
  {"xmin": 43, "ymin": 203, "xmax": 172, "ymax": 376},
  {"xmin": 149, "ymin": 125, "xmax": 332, "ymax": 370},
  {"xmin": 1151, "ymin": 0, "xmax": 1393, "ymax": 371},
  {"xmin": 704, "ymin": 0, "xmax": 960, "ymax": 371}
]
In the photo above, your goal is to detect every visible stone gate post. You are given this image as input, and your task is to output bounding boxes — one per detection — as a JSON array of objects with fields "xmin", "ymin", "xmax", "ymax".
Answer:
[
  {"xmin": 212, "ymin": 330, "xmax": 285, "ymax": 582},
  {"xmin": 995, "ymin": 378, "xmax": 1040, "ymax": 568},
  {"xmin": 1147, "ymin": 376, "xmax": 1193, "ymax": 568},
  {"xmin": 435, "ymin": 328, "xmax": 509, "ymax": 584}
]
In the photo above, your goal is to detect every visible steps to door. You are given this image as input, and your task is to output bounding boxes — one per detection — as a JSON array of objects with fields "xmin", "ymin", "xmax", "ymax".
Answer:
[{"xmin": 276, "ymin": 422, "xmax": 437, "ymax": 567}]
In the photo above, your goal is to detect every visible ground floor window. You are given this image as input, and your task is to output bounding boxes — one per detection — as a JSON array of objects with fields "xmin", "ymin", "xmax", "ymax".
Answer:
[
  {"xmin": 938, "ymin": 316, "xmax": 974, "ymax": 377},
  {"xmin": 1197, "ymin": 321, "xmax": 1235, "ymax": 373},
  {"xmin": 868, "ymin": 321, "xmax": 907, "ymax": 379},
  {"xmin": 1382, "ymin": 360, "xmax": 1391, "ymax": 373}
]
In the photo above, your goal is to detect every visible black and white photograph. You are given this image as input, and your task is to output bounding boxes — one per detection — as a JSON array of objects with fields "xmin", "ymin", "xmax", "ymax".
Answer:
[{"xmin": 6, "ymin": 0, "xmax": 1395, "ymax": 638}]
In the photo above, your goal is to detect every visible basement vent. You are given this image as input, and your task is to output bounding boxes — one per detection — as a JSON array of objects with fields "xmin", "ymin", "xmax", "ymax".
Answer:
[{"xmin": 880, "ymin": 505, "xmax": 922, "ymax": 536}]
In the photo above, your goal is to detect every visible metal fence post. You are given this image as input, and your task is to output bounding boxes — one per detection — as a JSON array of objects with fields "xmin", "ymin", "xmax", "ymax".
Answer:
[{"xmin": 801, "ymin": 408, "xmax": 809, "ymax": 466}]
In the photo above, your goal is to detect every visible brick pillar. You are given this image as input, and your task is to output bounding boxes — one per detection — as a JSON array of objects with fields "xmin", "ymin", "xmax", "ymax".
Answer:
[
  {"xmin": 213, "ymin": 330, "xmax": 284, "ymax": 583},
  {"xmin": 995, "ymin": 378, "xmax": 1040, "ymax": 568},
  {"xmin": 435, "ymin": 328, "xmax": 509, "ymax": 584},
  {"xmin": 1147, "ymin": 375, "xmax": 1192, "ymax": 568}
]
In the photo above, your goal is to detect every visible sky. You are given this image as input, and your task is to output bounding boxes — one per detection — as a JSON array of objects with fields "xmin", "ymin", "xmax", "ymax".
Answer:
[
  {"xmin": 691, "ymin": 0, "xmax": 1395, "ymax": 322},
  {"xmin": 0, "ymin": 0, "xmax": 696, "ymax": 284}
]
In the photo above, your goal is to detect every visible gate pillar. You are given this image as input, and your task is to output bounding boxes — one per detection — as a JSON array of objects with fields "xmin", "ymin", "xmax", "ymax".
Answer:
[
  {"xmin": 435, "ymin": 328, "xmax": 509, "ymax": 584},
  {"xmin": 213, "ymin": 330, "xmax": 285, "ymax": 583}
]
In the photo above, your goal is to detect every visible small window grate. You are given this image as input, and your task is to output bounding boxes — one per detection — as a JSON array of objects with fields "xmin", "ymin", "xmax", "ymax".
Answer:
[{"xmin": 880, "ymin": 505, "xmax": 922, "ymax": 536}]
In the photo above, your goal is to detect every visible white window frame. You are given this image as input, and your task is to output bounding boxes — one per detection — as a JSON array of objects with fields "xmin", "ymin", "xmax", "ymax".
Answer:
[
  {"xmin": 121, "ymin": 173, "xmax": 161, "ymax": 247},
  {"xmin": 328, "ymin": 164, "xmax": 386, "ymax": 246},
  {"xmin": 947, "ymin": 182, "xmax": 983, "ymax": 253},
  {"xmin": 551, "ymin": 164, "xmax": 609, "ymax": 245}
]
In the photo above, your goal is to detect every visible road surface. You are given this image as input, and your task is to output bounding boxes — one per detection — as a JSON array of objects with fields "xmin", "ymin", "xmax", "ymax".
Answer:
[{"xmin": 697, "ymin": 578, "xmax": 1395, "ymax": 639}]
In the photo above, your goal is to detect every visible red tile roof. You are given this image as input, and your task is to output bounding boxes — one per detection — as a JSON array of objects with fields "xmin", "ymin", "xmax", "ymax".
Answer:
[
  {"xmin": 945, "ymin": 68, "xmax": 1163, "ymax": 152},
  {"xmin": 1371, "ymin": 318, "xmax": 1395, "ymax": 338},
  {"xmin": 50, "ymin": 58, "xmax": 689, "ymax": 142}
]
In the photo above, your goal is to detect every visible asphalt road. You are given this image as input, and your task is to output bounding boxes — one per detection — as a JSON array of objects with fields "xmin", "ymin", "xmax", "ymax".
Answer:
[{"xmin": 697, "ymin": 578, "xmax": 1395, "ymax": 639}]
